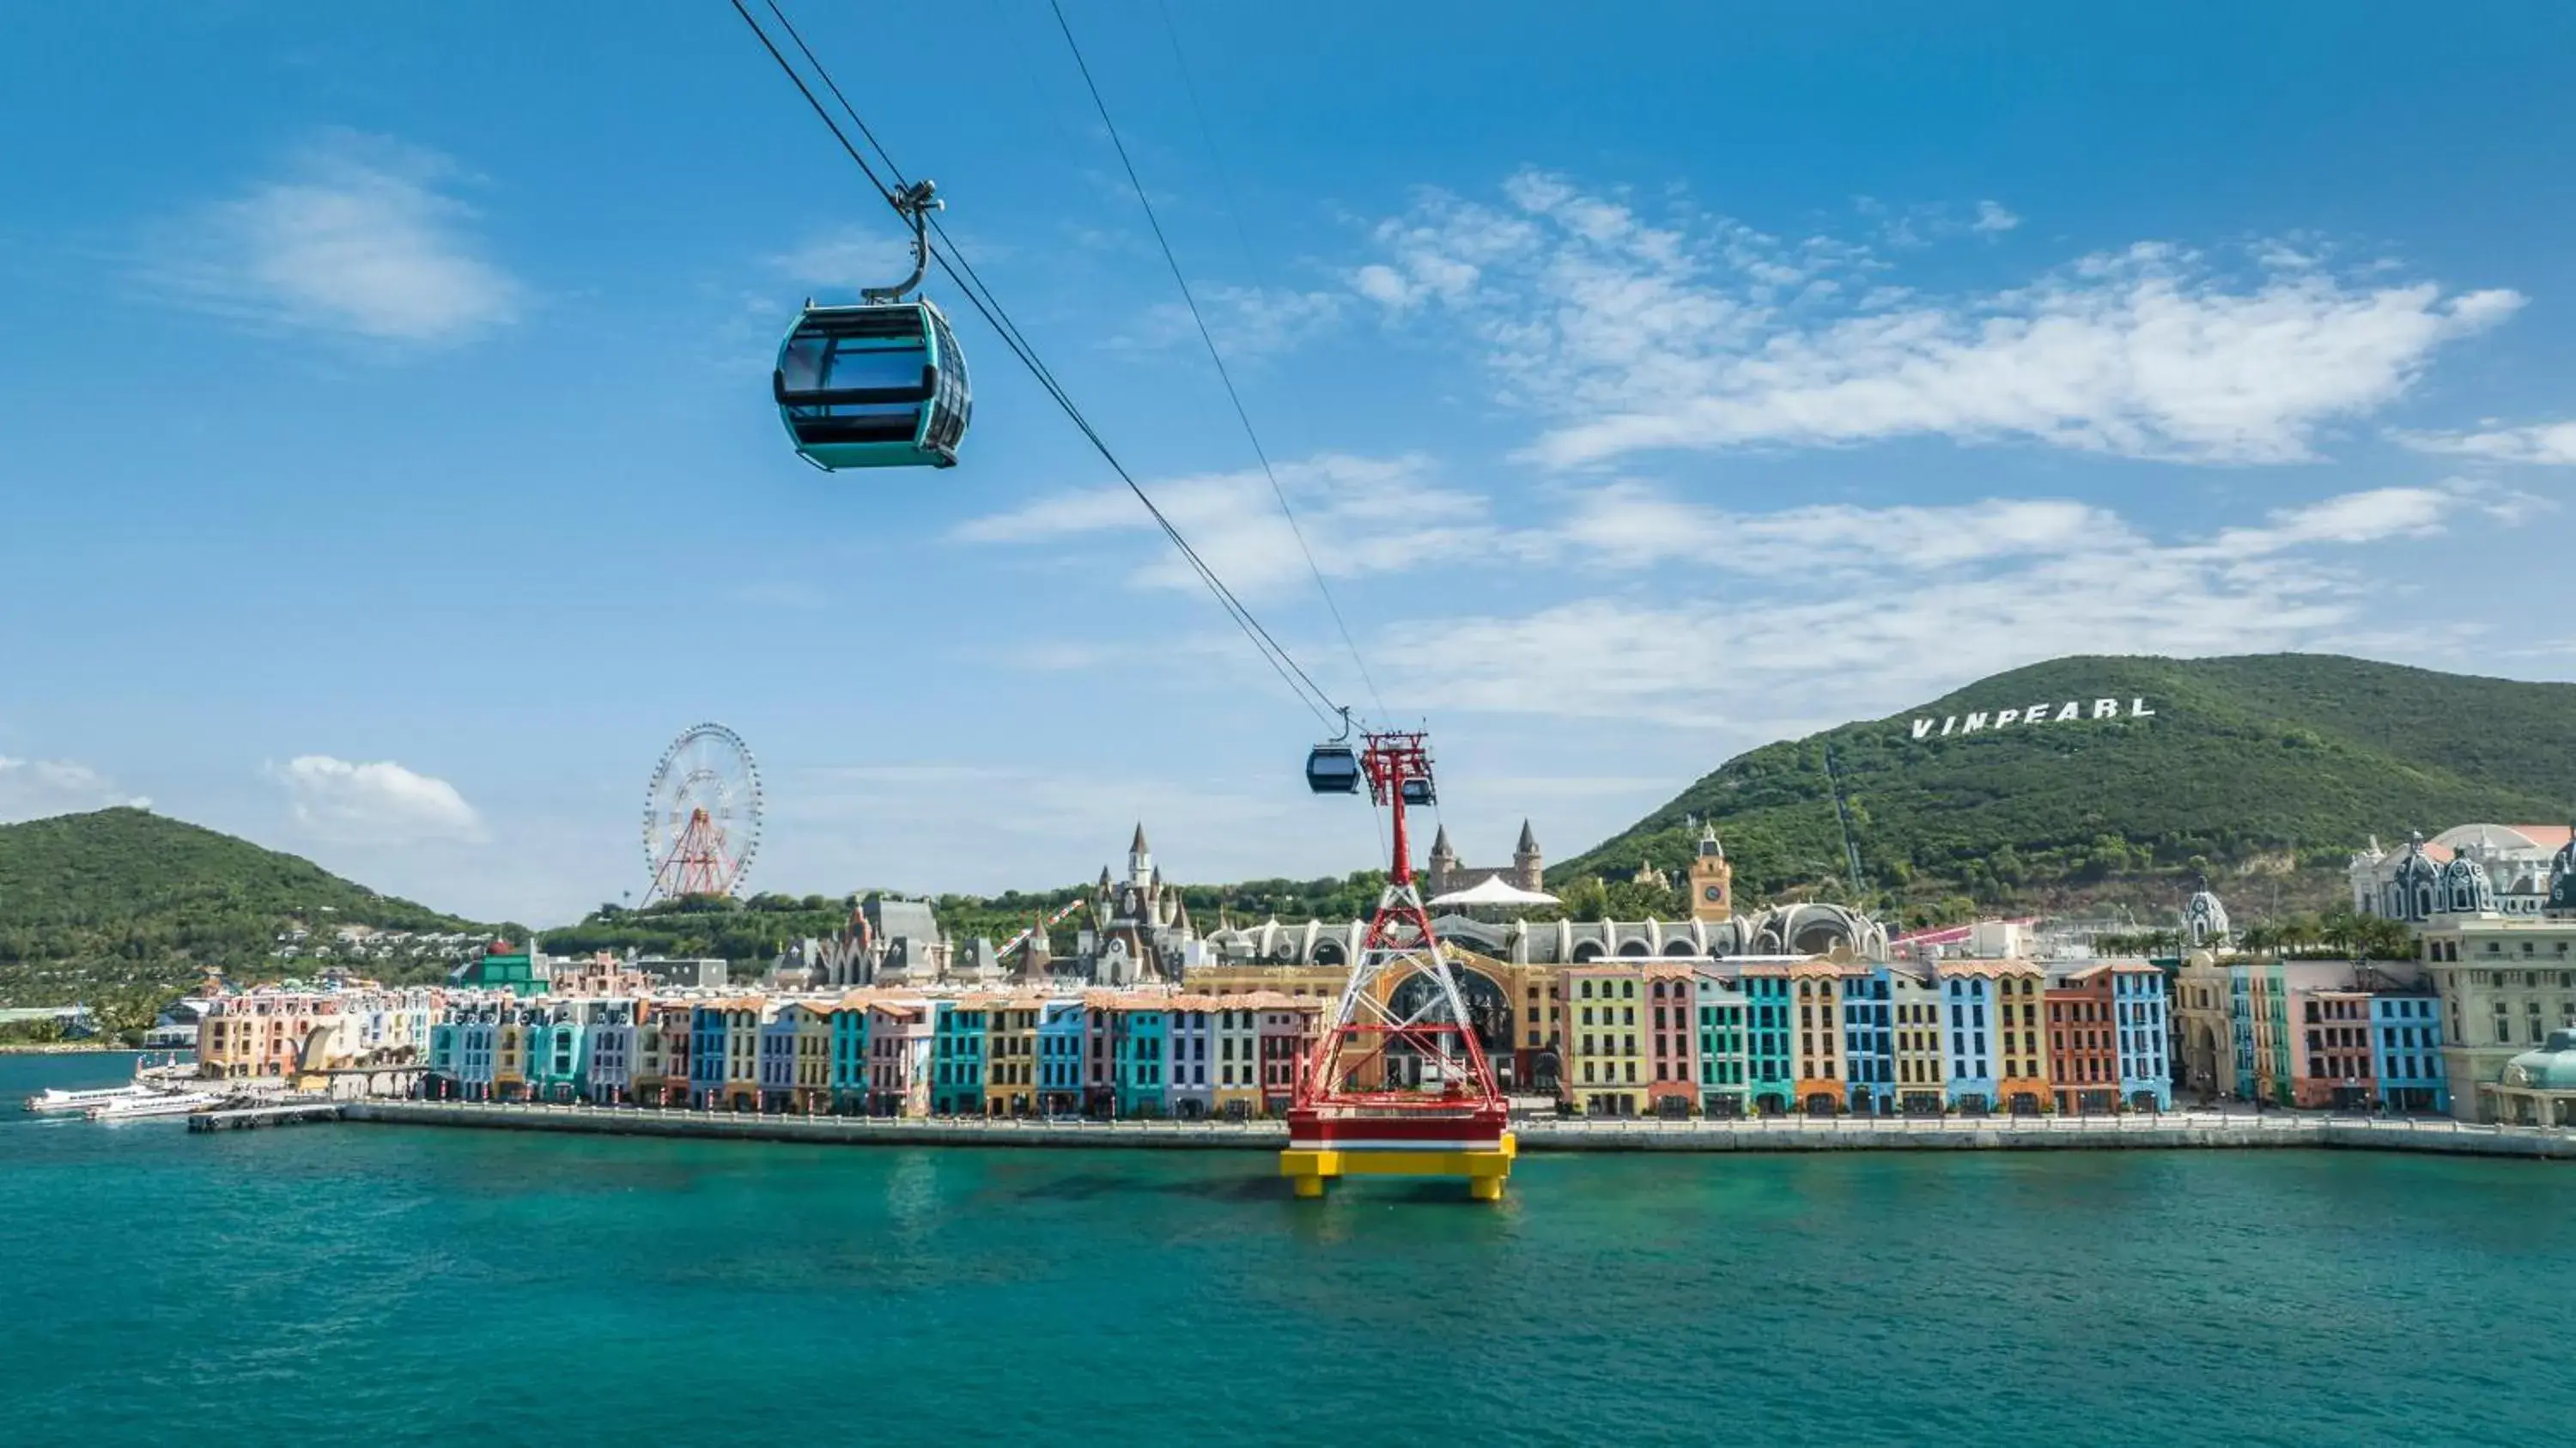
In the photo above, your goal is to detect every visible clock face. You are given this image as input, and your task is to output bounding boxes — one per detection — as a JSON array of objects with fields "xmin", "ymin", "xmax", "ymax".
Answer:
[{"xmin": 1702, "ymin": 885, "xmax": 1723, "ymax": 902}]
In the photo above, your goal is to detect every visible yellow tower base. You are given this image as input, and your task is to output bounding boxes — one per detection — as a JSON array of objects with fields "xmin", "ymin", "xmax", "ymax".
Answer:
[{"xmin": 1280, "ymin": 1133, "xmax": 1517, "ymax": 1201}]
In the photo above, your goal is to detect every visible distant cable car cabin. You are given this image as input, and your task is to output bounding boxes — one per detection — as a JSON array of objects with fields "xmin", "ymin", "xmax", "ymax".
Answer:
[
  {"xmin": 772, "ymin": 180, "xmax": 971, "ymax": 471},
  {"xmin": 1400, "ymin": 776, "xmax": 1434, "ymax": 807}
]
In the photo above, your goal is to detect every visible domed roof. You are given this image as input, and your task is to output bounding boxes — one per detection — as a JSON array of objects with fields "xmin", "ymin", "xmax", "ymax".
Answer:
[{"xmin": 2506, "ymin": 1031, "xmax": 2576, "ymax": 1091}]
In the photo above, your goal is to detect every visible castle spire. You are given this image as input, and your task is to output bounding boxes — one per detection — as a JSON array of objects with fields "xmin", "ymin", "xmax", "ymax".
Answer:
[{"xmin": 1516, "ymin": 819, "xmax": 1540, "ymax": 855}]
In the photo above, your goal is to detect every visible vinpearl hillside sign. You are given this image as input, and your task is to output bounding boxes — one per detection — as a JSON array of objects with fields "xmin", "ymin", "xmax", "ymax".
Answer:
[{"xmin": 1908, "ymin": 697, "xmax": 2154, "ymax": 740}]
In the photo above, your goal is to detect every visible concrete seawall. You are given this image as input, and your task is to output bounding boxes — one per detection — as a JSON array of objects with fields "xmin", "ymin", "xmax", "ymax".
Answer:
[{"xmin": 341, "ymin": 1101, "xmax": 2576, "ymax": 1160}]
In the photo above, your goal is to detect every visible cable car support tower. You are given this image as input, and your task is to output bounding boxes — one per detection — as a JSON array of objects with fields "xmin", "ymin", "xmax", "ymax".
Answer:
[{"xmin": 1285, "ymin": 731, "xmax": 1516, "ymax": 1202}]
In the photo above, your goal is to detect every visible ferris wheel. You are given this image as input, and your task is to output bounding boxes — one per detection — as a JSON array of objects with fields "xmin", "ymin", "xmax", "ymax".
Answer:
[{"xmin": 642, "ymin": 721, "xmax": 763, "ymax": 903}]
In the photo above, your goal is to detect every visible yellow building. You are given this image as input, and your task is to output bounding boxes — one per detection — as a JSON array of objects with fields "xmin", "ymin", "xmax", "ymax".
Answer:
[
  {"xmin": 1990, "ymin": 961, "xmax": 2051, "ymax": 1111},
  {"xmin": 1891, "ymin": 968, "xmax": 1946, "ymax": 1112},
  {"xmin": 722, "ymin": 1002, "xmax": 763, "ymax": 1110},
  {"xmin": 1564, "ymin": 964, "xmax": 1645, "ymax": 1116},
  {"xmin": 494, "ymin": 1018, "xmax": 528, "ymax": 1101},
  {"xmin": 984, "ymin": 998, "xmax": 1040, "ymax": 1116}
]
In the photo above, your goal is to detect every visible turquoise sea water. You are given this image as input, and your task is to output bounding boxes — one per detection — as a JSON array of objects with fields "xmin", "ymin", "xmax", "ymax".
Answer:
[{"xmin": 6, "ymin": 1052, "xmax": 2573, "ymax": 1447}]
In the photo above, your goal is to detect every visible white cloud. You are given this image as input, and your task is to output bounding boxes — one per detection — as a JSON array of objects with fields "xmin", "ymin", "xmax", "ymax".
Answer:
[
  {"xmin": 770, "ymin": 228, "xmax": 915, "ymax": 294},
  {"xmin": 1971, "ymin": 200, "xmax": 2022, "ymax": 234},
  {"xmin": 1375, "ymin": 483, "xmax": 2506, "ymax": 729},
  {"xmin": 2396, "ymin": 420, "xmax": 2576, "ymax": 465},
  {"xmin": 144, "ymin": 130, "xmax": 520, "ymax": 345},
  {"xmin": 1357, "ymin": 171, "xmax": 2521, "ymax": 468},
  {"xmin": 1119, "ymin": 283, "xmax": 1348, "ymax": 359},
  {"xmin": 956, "ymin": 453, "xmax": 1504, "ymax": 598},
  {"xmin": 270, "ymin": 756, "xmax": 484, "ymax": 843},
  {"xmin": 0, "ymin": 758, "xmax": 149, "ymax": 823}
]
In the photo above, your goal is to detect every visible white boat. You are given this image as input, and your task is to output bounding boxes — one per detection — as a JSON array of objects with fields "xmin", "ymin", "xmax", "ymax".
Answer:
[
  {"xmin": 23, "ymin": 1083, "xmax": 156, "ymax": 1114},
  {"xmin": 84, "ymin": 1091, "xmax": 225, "ymax": 1122}
]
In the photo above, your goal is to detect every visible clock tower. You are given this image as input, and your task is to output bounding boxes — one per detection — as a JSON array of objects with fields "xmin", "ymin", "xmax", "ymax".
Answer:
[{"xmin": 1688, "ymin": 824, "xmax": 1733, "ymax": 922}]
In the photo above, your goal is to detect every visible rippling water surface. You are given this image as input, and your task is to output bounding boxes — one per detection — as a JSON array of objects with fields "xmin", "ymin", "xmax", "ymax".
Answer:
[{"xmin": 5, "ymin": 1052, "xmax": 2571, "ymax": 1446}]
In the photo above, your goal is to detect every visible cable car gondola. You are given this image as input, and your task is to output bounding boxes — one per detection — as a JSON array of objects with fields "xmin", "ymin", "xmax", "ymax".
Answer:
[
  {"xmin": 1306, "ymin": 742, "xmax": 1359, "ymax": 794},
  {"xmin": 772, "ymin": 180, "xmax": 972, "ymax": 471},
  {"xmin": 1400, "ymin": 776, "xmax": 1434, "ymax": 807}
]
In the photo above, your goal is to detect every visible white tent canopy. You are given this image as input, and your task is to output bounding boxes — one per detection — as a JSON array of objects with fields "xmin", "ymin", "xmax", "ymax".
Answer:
[{"xmin": 1428, "ymin": 875, "xmax": 1560, "ymax": 909}]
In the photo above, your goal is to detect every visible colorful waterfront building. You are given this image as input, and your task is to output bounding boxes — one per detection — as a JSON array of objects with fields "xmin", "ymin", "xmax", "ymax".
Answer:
[
  {"xmin": 829, "ymin": 997, "xmax": 871, "ymax": 1113},
  {"xmin": 867, "ymin": 1001, "xmax": 933, "ymax": 1116},
  {"xmin": 1166, "ymin": 1000, "xmax": 1215, "ymax": 1119},
  {"xmin": 758, "ymin": 1002, "xmax": 831, "ymax": 1113},
  {"xmin": 985, "ymin": 999, "xmax": 1039, "ymax": 1116},
  {"xmin": 1743, "ymin": 969, "xmax": 1795, "ymax": 1114},
  {"xmin": 493, "ymin": 1013, "xmax": 530, "ymax": 1101},
  {"xmin": 1645, "ymin": 964, "xmax": 1698, "ymax": 1116},
  {"xmin": 1037, "ymin": 998, "xmax": 1085, "ymax": 1115},
  {"xmin": 2290, "ymin": 989, "xmax": 2379, "ymax": 1110},
  {"xmin": 1212, "ymin": 1003, "xmax": 1264, "ymax": 1118},
  {"xmin": 1114, "ymin": 1002, "xmax": 1170, "ymax": 1117},
  {"xmin": 1785, "ymin": 961, "xmax": 1846, "ymax": 1115},
  {"xmin": 526, "ymin": 1007, "xmax": 587, "ymax": 1103},
  {"xmin": 2111, "ymin": 962, "xmax": 2172, "ymax": 1110},
  {"xmin": 1083, "ymin": 1000, "xmax": 1116, "ymax": 1116},
  {"xmin": 1941, "ymin": 968, "xmax": 1999, "ymax": 1111},
  {"xmin": 1890, "ymin": 966, "xmax": 1946, "ymax": 1114},
  {"xmin": 458, "ymin": 1010, "xmax": 498, "ymax": 1101},
  {"xmin": 932, "ymin": 1001, "xmax": 988, "ymax": 1115},
  {"xmin": 688, "ymin": 1003, "xmax": 727, "ymax": 1108},
  {"xmin": 1991, "ymin": 962, "xmax": 2051, "ymax": 1112},
  {"xmin": 2046, "ymin": 964, "xmax": 2121, "ymax": 1115},
  {"xmin": 2369, "ymin": 992, "xmax": 2446, "ymax": 1112},
  {"xmin": 1256, "ymin": 998, "xmax": 1312, "ymax": 1116},
  {"xmin": 1840, "ymin": 964, "xmax": 1893, "ymax": 1115},
  {"xmin": 1565, "ymin": 964, "xmax": 1644, "ymax": 1116},
  {"xmin": 1690, "ymin": 966, "xmax": 1749, "ymax": 1117},
  {"xmin": 585, "ymin": 1001, "xmax": 634, "ymax": 1104}
]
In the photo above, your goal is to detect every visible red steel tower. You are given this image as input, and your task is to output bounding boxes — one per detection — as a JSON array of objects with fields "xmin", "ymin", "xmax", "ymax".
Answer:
[
  {"xmin": 647, "ymin": 806, "xmax": 742, "ymax": 903},
  {"xmin": 1283, "ymin": 731, "xmax": 1516, "ymax": 1201}
]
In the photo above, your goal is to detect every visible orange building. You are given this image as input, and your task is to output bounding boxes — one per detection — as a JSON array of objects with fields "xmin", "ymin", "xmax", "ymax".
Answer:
[{"xmin": 2045, "ymin": 964, "xmax": 2120, "ymax": 1115}]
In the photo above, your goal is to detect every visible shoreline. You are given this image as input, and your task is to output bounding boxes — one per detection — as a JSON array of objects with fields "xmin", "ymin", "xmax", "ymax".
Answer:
[
  {"xmin": 0, "ymin": 1043, "xmax": 137, "ymax": 1056},
  {"xmin": 325, "ymin": 1100, "xmax": 2576, "ymax": 1160}
]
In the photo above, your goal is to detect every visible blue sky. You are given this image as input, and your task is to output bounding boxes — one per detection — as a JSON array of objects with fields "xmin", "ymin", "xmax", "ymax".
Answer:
[{"xmin": 2, "ymin": 2, "xmax": 2570, "ymax": 924}]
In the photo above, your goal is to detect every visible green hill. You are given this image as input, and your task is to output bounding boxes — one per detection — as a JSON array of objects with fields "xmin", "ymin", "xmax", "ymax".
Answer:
[
  {"xmin": 1555, "ymin": 654, "xmax": 2576, "ymax": 925},
  {"xmin": 0, "ymin": 807, "xmax": 493, "ymax": 1011}
]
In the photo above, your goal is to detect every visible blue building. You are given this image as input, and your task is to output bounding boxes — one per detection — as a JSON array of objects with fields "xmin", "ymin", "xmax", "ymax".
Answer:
[
  {"xmin": 1115, "ymin": 1007, "xmax": 1168, "ymax": 1117},
  {"xmin": 2112, "ymin": 964, "xmax": 2173, "ymax": 1110},
  {"xmin": 931, "ymin": 1002, "xmax": 987, "ymax": 1115},
  {"xmin": 1038, "ymin": 999, "xmax": 1086, "ymax": 1115},
  {"xmin": 2370, "ymin": 993, "xmax": 2449, "ymax": 1113},
  {"xmin": 829, "ymin": 1004, "xmax": 870, "ymax": 1113},
  {"xmin": 756, "ymin": 1010, "xmax": 801, "ymax": 1111},
  {"xmin": 1742, "ymin": 974, "xmax": 1794, "ymax": 1114},
  {"xmin": 688, "ymin": 1004, "xmax": 729, "ymax": 1108},
  {"xmin": 1840, "ymin": 967, "xmax": 1894, "ymax": 1114},
  {"xmin": 2227, "ymin": 964, "xmax": 2259, "ymax": 1100},
  {"xmin": 1942, "ymin": 973, "xmax": 1998, "ymax": 1110}
]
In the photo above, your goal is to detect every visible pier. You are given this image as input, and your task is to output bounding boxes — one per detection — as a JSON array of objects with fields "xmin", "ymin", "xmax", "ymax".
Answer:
[
  {"xmin": 325, "ymin": 1100, "xmax": 2576, "ymax": 1160},
  {"xmin": 187, "ymin": 1102, "xmax": 344, "ymax": 1132}
]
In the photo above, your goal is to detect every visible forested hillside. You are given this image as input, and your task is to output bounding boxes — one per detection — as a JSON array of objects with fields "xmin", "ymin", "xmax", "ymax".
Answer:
[
  {"xmin": 1556, "ymin": 654, "xmax": 2574, "ymax": 925},
  {"xmin": 0, "ymin": 808, "xmax": 493, "ymax": 1012}
]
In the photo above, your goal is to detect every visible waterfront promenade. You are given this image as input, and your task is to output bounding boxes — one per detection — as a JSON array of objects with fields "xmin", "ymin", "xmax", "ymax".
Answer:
[{"xmin": 341, "ymin": 1099, "xmax": 2576, "ymax": 1159}]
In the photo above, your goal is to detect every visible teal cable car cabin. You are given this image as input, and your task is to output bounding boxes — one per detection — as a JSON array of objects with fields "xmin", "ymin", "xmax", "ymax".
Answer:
[{"xmin": 774, "ymin": 300, "xmax": 971, "ymax": 470}]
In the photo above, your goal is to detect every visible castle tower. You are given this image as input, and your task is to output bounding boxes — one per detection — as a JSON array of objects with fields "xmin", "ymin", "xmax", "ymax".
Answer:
[
  {"xmin": 1128, "ymin": 823, "xmax": 1152, "ymax": 887},
  {"xmin": 1428, "ymin": 824, "xmax": 1459, "ymax": 897},
  {"xmin": 1513, "ymin": 819, "xmax": 1542, "ymax": 891},
  {"xmin": 1689, "ymin": 824, "xmax": 1733, "ymax": 922}
]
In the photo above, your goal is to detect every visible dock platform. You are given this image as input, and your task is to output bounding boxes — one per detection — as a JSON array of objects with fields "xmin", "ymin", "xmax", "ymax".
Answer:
[{"xmin": 187, "ymin": 1102, "xmax": 344, "ymax": 1132}]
